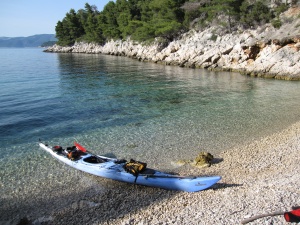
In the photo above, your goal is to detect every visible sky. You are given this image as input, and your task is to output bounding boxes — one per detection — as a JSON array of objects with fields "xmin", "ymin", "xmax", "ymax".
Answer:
[{"xmin": 0, "ymin": 0, "xmax": 112, "ymax": 37}]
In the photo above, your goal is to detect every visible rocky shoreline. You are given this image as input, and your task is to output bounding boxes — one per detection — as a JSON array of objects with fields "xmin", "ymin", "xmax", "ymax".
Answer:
[{"xmin": 45, "ymin": 8, "xmax": 300, "ymax": 81}]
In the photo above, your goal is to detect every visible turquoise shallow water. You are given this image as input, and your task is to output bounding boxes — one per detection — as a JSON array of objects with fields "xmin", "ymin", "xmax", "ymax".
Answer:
[{"xmin": 0, "ymin": 48, "xmax": 300, "ymax": 189}]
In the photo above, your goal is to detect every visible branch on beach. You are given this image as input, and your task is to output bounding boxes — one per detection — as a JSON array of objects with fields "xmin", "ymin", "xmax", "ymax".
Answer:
[
  {"xmin": 241, "ymin": 207, "xmax": 300, "ymax": 224},
  {"xmin": 241, "ymin": 211, "xmax": 285, "ymax": 224}
]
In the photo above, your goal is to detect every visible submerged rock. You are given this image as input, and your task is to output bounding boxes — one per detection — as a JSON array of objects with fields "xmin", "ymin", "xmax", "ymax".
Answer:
[
  {"xmin": 176, "ymin": 152, "xmax": 214, "ymax": 168},
  {"xmin": 192, "ymin": 152, "xmax": 214, "ymax": 168}
]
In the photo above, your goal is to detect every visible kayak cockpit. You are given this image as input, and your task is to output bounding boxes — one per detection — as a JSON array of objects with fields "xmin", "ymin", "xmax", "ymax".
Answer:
[{"xmin": 83, "ymin": 155, "xmax": 108, "ymax": 164}]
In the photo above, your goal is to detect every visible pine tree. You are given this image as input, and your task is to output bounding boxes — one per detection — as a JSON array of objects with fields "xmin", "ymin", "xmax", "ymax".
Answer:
[{"xmin": 55, "ymin": 9, "xmax": 84, "ymax": 46}]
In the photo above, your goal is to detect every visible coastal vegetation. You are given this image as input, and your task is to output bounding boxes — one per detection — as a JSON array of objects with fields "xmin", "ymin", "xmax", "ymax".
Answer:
[
  {"xmin": 41, "ymin": 41, "xmax": 57, "ymax": 47},
  {"xmin": 55, "ymin": 0, "xmax": 295, "ymax": 46}
]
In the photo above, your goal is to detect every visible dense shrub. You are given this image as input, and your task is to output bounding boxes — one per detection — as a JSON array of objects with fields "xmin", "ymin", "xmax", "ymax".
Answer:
[
  {"xmin": 271, "ymin": 18, "xmax": 282, "ymax": 28},
  {"xmin": 240, "ymin": 1, "xmax": 272, "ymax": 27}
]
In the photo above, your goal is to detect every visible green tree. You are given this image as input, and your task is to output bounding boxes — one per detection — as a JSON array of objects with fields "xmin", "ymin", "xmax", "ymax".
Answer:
[
  {"xmin": 240, "ymin": 1, "xmax": 272, "ymax": 27},
  {"xmin": 55, "ymin": 1, "xmax": 189, "ymax": 44},
  {"xmin": 55, "ymin": 21, "xmax": 67, "ymax": 45},
  {"xmin": 117, "ymin": 12, "xmax": 132, "ymax": 38},
  {"xmin": 137, "ymin": 0, "xmax": 152, "ymax": 22},
  {"xmin": 147, "ymin": 0, "xmax": 185, "ymax": 41},
  {"xmin": 149, "ymin": 0, "xmax": 185, "ymax": 22},
  {"xmin": 99, "ymin": 1, "xmax": 121, "ymax": 39},
  {"xmin": 198, "ymin": 0, "xmax": 242, "ymax": 31},
  {"xmin": 55, "ymin": 9, "xmax": 84, "ymax": 46},
  {"xmin": 115, "ymin": 0, "xmax": 132, "ymax": 38},
  {"xmin": 130, "ymin": 21, "xmax": 156, "ymax": 42},
  {"xmin": 80, "ymin": 3, "xmax": 105, "ymax": 43}
]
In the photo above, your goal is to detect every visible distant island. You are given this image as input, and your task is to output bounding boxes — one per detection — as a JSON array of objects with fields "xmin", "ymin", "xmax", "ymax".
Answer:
[{"xmin": 0, "ymin": 34, "xmax": 57, "ymax": 48}]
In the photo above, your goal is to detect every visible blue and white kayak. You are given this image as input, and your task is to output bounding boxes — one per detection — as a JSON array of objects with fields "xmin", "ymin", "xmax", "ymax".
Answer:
[{"xmin": 39, "ymin": 142, "xmax": 221, "ymax": 192}]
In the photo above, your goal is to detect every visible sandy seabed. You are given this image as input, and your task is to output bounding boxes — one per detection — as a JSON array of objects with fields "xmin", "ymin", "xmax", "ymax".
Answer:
[{"xmin": 1, "ymin": 121, "xmax": 300, "ymax": 225}]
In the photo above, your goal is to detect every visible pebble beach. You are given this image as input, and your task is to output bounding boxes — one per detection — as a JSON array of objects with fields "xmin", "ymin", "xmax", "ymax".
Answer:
[{"xmin": 1, "ymin": 119, "xmax": 299, "ymax": 225}]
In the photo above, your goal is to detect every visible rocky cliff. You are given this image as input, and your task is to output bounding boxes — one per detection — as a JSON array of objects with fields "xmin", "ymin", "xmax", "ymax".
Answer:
[{"xmin": 45, "ymin": 7, "xmax": 300, "ymax": 80}]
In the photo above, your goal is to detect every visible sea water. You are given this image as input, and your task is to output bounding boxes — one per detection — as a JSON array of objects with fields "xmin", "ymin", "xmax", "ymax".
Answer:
[{"xmin": 0, "ymin": 48, "xmax": 300, "ymax": 192}]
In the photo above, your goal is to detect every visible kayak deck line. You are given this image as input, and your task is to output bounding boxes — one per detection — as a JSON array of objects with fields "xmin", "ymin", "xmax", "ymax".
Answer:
[{"xmin": 140, "ymin": 174, "xmax": 197, "ymax": 179}]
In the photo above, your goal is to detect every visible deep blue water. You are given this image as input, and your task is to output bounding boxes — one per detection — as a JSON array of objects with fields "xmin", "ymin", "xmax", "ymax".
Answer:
[{"xmin": 0, "ymin": 48, "xmax": 300, "ymax": 166}]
